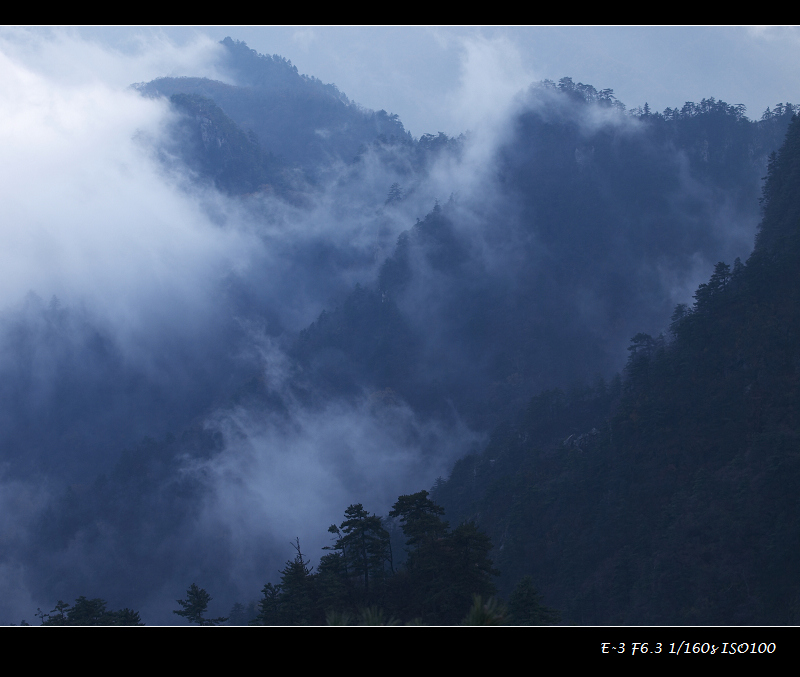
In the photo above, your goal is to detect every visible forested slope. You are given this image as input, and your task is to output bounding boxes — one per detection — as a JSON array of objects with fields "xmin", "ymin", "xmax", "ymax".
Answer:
[
  {"xmin": 293, "ymin": 85, "xmax": 798, "ymax": 430},
  {"xmin": 136, "ymin": 37, "xmax": 410, "ymax": 174},
  {"xmin": 434, "ymin": 115, "xmax": 800, "ymax": 625}
]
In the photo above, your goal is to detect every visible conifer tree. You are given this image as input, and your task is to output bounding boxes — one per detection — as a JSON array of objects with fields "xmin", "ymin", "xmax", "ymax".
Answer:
[
  {"xmin": 277, "ymin": 539, "xmax": 318, "ymax": 625},
  {"xmin": 173, "ymin": 584, "xmax": 228, "ymax": 626},
  {"xmin": 508, "ymin": 577, "xmax": 561, "ymax": 625}
]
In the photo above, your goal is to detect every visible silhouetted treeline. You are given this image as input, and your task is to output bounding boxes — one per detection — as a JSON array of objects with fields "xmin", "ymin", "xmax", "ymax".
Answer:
[
  {"xmin": 242, "ymin": 492, "xmax": 495, "ymax": 625},
  {"xmin": 29, "ymin": 491, "xmax": 560, "ymax": 626},
  {"xmin": 35, "ymin": 597, "xmax": 143, "ymax": 626},
  {"xmin": 218, "ymin": 490, "xmax": 556, "ymax": 625}
]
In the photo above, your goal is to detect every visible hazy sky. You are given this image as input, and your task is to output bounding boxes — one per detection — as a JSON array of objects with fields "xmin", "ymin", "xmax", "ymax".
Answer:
[{"xmin": 54, "ymin": 25, "xmax": 800, "ymax": 138}]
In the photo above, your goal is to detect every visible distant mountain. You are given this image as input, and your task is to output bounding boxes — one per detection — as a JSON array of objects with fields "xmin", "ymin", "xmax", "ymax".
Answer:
[
  {"xmin": 135, "ymin": 37, "xmax": 410, "ymax": 174},
  {"xmin": 292, "ymin": 81, "xmax": 798, "ymax": 429}
]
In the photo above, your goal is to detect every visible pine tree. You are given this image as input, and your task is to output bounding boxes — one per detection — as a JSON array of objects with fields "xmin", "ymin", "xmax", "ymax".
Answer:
[
  {"xmin": 254, "ymin": 583, "xmax": 282, "ymax": 625},
  {"xmin": 508, "ymin": 576, "xmax": 561, "ymax": 625},
  {"xmin": 173, "ymin": 584, "xmax": 228, "ymax": 626},
  {"xmin": 277, "ymin": 539, "xmax": 318, "ymax": 625},
  {"xmin": 389, "ymin": 490, "xmax": 448, "ymax": 560},
  {"xmin": 38, "ymin": 597, "xmax": 144, "ymax": 625}
]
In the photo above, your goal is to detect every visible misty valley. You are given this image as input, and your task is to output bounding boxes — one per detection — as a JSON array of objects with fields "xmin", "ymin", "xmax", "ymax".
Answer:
[{"xmin": 4, "ymin": 36, "xmax": 800, "ymax": 626}]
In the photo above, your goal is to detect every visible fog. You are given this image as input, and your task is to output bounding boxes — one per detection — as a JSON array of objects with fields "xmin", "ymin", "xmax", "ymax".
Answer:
[
  {"xmin": 0, "ymin": 31, "xmax": 501, "ymax": 623},
  {"xmin": 0, "ymin": 29, "xmax": 785, "ymax": 624}
]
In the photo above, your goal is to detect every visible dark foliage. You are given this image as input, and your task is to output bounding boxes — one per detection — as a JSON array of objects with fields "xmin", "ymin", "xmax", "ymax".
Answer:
[
  {"xmin": 249, "ymin": 494, "xmax": 504, "ymax": 625},
  {"xmin": 508, "ymin": 576, "xmax": 561, "ymax": 625},
  {"xmin": 38, "ymin": 597, "xmax": 143, "ymax": 626},
  {"xmin": 436, "ymin": 115, "xmax": 800, "ymax": 624},
  {"xmin": 290, "ymin": 88, "xmax": 796, "ymax": 431},
  {"xmin": 174, "ymin": 583, "xmax": 228, "ymax": 625}
]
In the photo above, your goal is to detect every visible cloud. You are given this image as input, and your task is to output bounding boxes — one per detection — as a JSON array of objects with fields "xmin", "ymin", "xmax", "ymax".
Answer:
[
  {"xmin": 0, "ymin": 32, "xmax": 491, "ymax": 621},
  {"xmin": 427, "ymin": 35, "xmax": 538, "ymax": 200},
  {"xmin": 0, "ymin": 36, "xmax": 257, "ymax": 359},
  {"xmin": 0, "ymin": 28, "xmax": 771, "ymax": 623},
  {"xmin": 194, "ymin": 379, "xmax": 484, "ymax": 580},
  {"xmin": 0, "ymin": 472, "xmax": 52, "ymax": 624},
  {"xmin": 449, "ymin": 35, "xmax": 533, "ymax": 134},
  {"xmin": 0, "ymin": 27, "xmax": 229, "ymax": 88}
]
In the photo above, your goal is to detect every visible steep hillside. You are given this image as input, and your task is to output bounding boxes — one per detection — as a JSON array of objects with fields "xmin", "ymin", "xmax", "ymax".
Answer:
[
  {"xmin": 292, "ymin": 83, "xmax": 798, "ymax": 429},
  {"xmin": 435, "ymin": 114, "xmax": 800, "ymax": 625}
]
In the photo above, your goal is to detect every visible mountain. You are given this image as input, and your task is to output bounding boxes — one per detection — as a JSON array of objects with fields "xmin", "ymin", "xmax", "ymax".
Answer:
[
  {"xmin": 4, "ymin": 37, "xmax": 800, "ymax": 624},
  {"xmin": 434, "ymin": 113, "xmax": 800, "ymax": 625},
  {"xmin": 135, "ymin": 37, "xmax": 410, "ymax": 175},
  {"xmin": 164, "ymin": 92, "xmax": 290, "ymax": 197},
  {"xmin": 292, "ymin": 81, "xmax": 798, "ymax": 429}
]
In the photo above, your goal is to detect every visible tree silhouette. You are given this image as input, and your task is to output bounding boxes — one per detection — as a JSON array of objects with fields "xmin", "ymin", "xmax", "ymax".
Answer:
[{"xmin": 173, "ymin": 584, "xmax": 228, "ymax": 626}]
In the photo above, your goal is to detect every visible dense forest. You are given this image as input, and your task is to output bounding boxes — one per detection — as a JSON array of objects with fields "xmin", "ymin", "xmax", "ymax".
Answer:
[
  {"xmin": 435, "ymin": 114, "xmax": 800, "ymax": 624},
  {"xmin": 4, "ymin": 37, "xmax": 800, "ymax": 625}
]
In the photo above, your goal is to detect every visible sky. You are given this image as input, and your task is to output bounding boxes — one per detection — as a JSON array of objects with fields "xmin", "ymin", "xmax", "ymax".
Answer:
[{"xmin": 46, "ymin": 25, "xmax": 800, "ymax": 138}]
